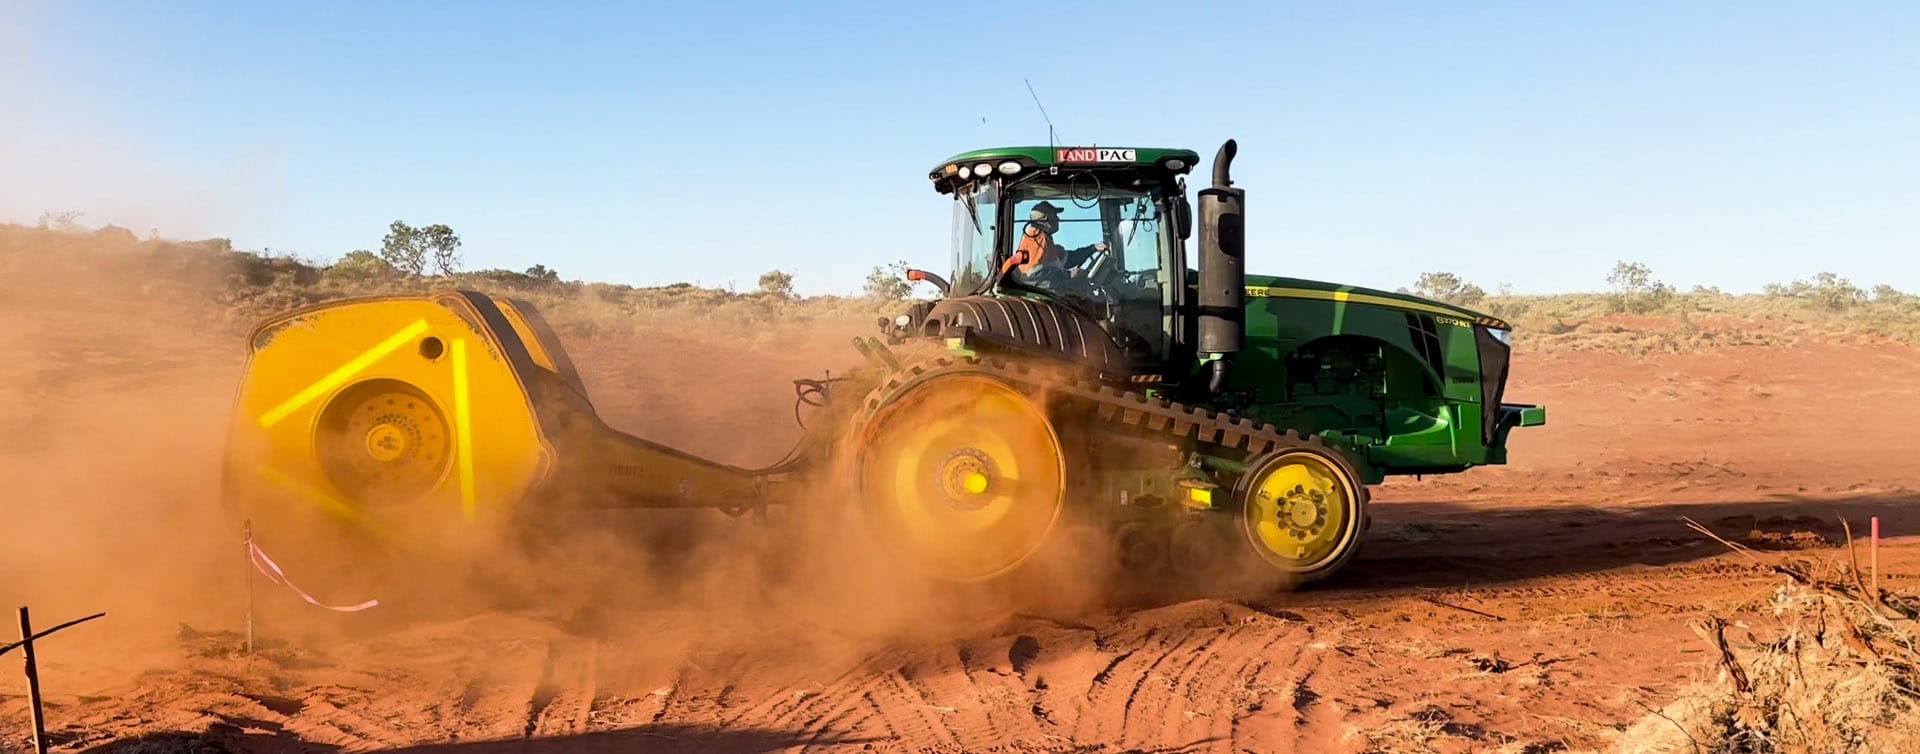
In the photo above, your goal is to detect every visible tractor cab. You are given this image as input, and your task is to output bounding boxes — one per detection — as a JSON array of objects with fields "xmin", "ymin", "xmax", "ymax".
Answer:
[{"xmin": 909, "ymin": 147, "xmax": 1203, "ymax": 380}]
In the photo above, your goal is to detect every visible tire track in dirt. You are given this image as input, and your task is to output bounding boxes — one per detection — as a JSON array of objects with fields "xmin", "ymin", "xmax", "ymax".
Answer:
[
  {"xmin": 883, "ymin": 654, "xmax": 967, "ymax": 750},
  {"xmin": 292, "ymin": 692, "xmax": 416, "ymax": 750},
  {"xmin": 446, "ymin": 640, "xmax": 552, "ymax": 740},
  {"xmin": 1291, "ymin": 557, "xmax": 1789, "ymax": 624},
  {"xmin": 790, "ymin": 678, "xmax": 892, "ymax": 750},
  {"xmin": 1071, "ymin": 605, "xmax": 1222, "ymax": 748},
  {"xmin": 707, "ymin": 646, "xmax": 872, "ymax": 736},
  {"xmin": 927, "ymin": 637, "xmax": 1051, "ymax": 748},
  {"xmin": 527, "ymin": 638, "xmax": 598, "ymax": 736},
  {"xmin": 1124, "ymin": 620, "xmax": 1238, "ymax": 747},
  {"xmin": 1227, "ymin": 644, "xmax": 1352, "ymax": 753},
  {"xmin": 1160, "ymin": 616, "xmax": 1306, "ymax": 751}
]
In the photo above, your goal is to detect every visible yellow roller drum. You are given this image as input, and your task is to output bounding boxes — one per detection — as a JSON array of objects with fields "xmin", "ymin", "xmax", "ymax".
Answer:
[
  {"xmin": 222, "ymin": 293, "xmax": 554, "ymax": 556},
  {"xmin": 855, "ymin": 371, "xmax": 1066, "ymax": 583}
]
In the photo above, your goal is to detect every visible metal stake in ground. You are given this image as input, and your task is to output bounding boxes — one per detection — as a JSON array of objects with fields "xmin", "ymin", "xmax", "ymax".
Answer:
[
  {"xmin": 17, "ymin": 607, "xmax": 47, "ymax": 754},
  {"xmin": 3, "ymin": 608, "xmax": 105, "ymax": 754},
  {"xmin": 1872, "ymin": 516, "xmax": 1881, "ymax": 599},
  {"xmin": 244, "ymin": 520, "xmax": 255, "ymax": 656}
]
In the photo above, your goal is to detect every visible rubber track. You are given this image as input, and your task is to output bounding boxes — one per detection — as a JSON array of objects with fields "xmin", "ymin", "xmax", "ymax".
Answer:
[{"xmin": 854, "ymin": 355, "xmax": 1368, "ymax": 486}]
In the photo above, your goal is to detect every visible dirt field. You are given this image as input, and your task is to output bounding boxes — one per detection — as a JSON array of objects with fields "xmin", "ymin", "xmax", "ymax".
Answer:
[{"xmin": 3, "ymin": 271, "xmax": 1918, "ymax": 754}]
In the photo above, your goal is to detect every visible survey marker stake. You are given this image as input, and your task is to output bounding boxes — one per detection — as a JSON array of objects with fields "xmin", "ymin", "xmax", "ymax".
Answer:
[{"xmin": 9, "ymin": 607, "xmax": 105, "ymax": 754}]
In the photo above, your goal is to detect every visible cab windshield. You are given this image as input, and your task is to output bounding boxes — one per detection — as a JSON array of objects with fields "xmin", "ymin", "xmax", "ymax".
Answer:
[
  {"xmin": 949, "ymin": 181, "xmax": 997, "ymax": 294},
  {"xmin": 942, "ymin": 173, "xmax": 1176, "ymax": 358},
  {"xmin": 1003, "ymin": 182, "xmax": 1168, "ymax": 303}
]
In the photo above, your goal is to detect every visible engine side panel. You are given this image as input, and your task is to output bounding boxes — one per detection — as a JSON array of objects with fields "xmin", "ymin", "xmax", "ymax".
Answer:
[{"xmin": 1236, "ymin": 289, "xmax": 1500, "ymax": 477}]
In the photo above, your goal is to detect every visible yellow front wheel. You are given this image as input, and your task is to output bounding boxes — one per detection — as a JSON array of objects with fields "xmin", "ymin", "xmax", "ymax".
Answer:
[{"xmin": 1238, "ymin": 440, "xmax": 1368, "ymax": 583}]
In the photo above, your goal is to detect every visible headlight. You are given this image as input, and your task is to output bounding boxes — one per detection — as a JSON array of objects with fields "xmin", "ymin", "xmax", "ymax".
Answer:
[{"xmin": 1489, "ymin": 328, "xmax": 1512, "ymax": 346}]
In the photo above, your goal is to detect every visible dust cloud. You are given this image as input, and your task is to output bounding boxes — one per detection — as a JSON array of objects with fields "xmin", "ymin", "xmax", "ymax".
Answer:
[
  {"xmin": 0, "ymin": 230, "xmax": 247, "ymax": 667},
  {"xmin": 0, "ymin": 226, "xmax": 1136, "ymax": 695}
]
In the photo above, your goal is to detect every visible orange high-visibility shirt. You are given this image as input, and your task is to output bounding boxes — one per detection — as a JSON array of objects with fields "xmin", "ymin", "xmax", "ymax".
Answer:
[{"xmin": 1016, "ymin": 225, "xmax": 1056, "ymax": 272}]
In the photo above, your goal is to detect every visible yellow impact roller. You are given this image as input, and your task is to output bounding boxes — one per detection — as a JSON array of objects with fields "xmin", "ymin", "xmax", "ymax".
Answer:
[{"xmin": 221, "ymin": 292, "xmax": 810, "ymax": 567}]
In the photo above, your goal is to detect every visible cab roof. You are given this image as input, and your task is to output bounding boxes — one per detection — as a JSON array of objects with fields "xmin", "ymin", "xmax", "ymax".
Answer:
[{"xmin": 929, "ymin": 146, "xmax": 1200, "ymax": 195}]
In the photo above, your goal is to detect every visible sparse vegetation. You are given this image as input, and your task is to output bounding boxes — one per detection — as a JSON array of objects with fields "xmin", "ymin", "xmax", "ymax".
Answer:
[
  {"xmin": 863, "ymin": 260, "xmax": 914, "ymax": 302},
  {"xmin": 378, "ymin": 220, "xmax": 462, "ymax": 276},
  {"xmin": 525, "ymin": 263, "xmax": 561, "ymax": 283},
  {"xmin": 1606, "ymin": 261, "xmax": 1675, "ymax": 314},
  {"xmin": 1396, "ymin": 266, "xmax": 1920, "ymax": 356},
  {"xmin": 758, "ymin": 269, "xmax": 796, "ymax": 299},
  {"xmin": 1764, "ymin": 271, "xmax": 1869, "ymax": 311},
  {"xmin": 1611, "ymin": 533, "xmax": 1920, "ymax": 754},
  {"xmin": 1408, "ymin": 271, "xmax": 1487, "ymax": 307},
  {"xmin": 6, "ymin": 221, "xmax": 1919, "ymax": 359}
]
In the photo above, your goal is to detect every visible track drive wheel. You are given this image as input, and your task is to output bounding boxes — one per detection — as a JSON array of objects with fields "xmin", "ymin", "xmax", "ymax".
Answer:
[
  {"xmin": 854, "ymin": 369, "xmax": 1067, "ymax": 583},
  {"xmin": 1237, "ymin": 436, "xmax": 1369, "ymax": 584}
]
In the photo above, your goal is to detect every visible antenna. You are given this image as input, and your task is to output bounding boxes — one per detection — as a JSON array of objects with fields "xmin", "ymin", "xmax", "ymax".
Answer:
[{"xmin": 1023, "ymin": 77, "xmax": 1062, "ymax": 148}]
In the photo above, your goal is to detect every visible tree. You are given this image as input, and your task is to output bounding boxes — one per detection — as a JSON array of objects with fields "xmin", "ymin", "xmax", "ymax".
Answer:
[
  {"xmin": 1765, "ymin": 272, "xmax": 1866, "ymax": 310},
  {"xmin": 1605, "ymin": 261, "xmax": 1672, "ymax": 314},
  {"xmin": 421, "ymin": 224, "xmax": 462, "ymax": 276},
  {"xmin": 1410, "ymin": 271, "xmax": 1485, "ymax": 306},
  {"xmin": 37, "ymin": 211, "xmax": 84, "ymax": 232},
  {"xmin": 526, "ymin": 264, "xmax": 560, "ymax": 282},
  {"xmin": 380, "ymin": 221, "xmax": 427, "ymax": 275},
  {"xmin": 379, "ymin": 221, "xmax": 462, "ymax": 276},
  {"xmin": 864, "ymin": 261, "xmax": 913, "ymax": 301},
  {"xmin": 1606, "ymin": 262, "xmax": 1654, "ymax": 295},
  {"xmin": 1808, "ymin": 272, "xmax": 1865, "ymax": 310},
  {"xmin": 757, "ymin": 269, "xmax": 795, "ymax": 298}
]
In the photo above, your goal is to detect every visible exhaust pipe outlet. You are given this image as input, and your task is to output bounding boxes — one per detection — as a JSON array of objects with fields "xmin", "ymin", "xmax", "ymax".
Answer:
[{"xmin": 1197, "ymin": 139, "xmax": 1245, "ymax": 391}]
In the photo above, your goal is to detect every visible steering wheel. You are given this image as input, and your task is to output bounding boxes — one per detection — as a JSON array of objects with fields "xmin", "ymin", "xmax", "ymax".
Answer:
[{"xmin": 1058, "ymin": 245, "xmax": 1121, "ymax": 303}]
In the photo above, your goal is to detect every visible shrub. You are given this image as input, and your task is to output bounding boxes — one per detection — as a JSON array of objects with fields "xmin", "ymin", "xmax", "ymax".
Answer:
[
  {"xmin": 1606, "ymin": 261, "xmax": 1673, "ymax": 314},
  {"xmin": 758, "ymin": 269, "xmax": 796, "ymax": 298},
  {"xmin": 1410, "ymin": 271, "xmax": 1486, "ymax": 307},
  {"xmin": 864, "ymin": 261, "xmax": 913, "ymax": 301}
]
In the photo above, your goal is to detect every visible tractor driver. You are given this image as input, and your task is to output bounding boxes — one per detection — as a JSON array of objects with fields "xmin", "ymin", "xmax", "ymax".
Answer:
[{"xmin": 1006, "ymin": 201, "xmax": 1108, "ymax": 295}]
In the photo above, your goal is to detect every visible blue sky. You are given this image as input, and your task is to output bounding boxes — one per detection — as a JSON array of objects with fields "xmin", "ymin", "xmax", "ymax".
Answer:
[{"xmin": 3, "ymin": 1, "xmax": 1915, "ymax": 296}]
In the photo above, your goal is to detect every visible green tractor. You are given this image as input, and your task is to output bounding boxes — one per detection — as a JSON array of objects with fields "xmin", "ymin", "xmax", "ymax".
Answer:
[
  {"xmin": 850, "ymin": 140, "xmax": 1546, "ymax": 584},
  {"xmin": 219, "ymin": 140, "xmax": 1543, "ymax": 597}
]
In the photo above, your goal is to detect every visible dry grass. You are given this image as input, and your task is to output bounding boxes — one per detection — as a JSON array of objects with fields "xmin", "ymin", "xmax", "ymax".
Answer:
[{"xmin": 1608, "ymin": 524, "xmax": 1920, "ymax": 754}]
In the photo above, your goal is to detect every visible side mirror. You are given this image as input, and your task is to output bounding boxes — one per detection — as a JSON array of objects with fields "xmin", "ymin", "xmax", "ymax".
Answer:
[
  {"xmin": 905, "ymin": 268, "xmax": 951, "ymax": 295},
  {"xmin": 1173, "ymin": 195, "xmax": 1193, "ymax": 241}
]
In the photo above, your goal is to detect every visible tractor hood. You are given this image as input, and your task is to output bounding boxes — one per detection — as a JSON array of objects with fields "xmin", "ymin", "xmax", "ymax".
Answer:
[{"xmin": 1244, "ymin": 275, "xmax": 1510, "ymax": 331}]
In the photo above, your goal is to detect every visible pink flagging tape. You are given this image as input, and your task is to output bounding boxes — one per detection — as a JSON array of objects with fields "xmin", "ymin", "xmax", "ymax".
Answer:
[{"xmin": 247, "ymin": 541, "xmax": 379, "ymax": 613}]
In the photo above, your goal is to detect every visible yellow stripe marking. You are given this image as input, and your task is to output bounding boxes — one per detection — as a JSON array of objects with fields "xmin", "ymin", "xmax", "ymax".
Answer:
[
  {"xmin": 257, "ymin": 319, "xmax": 430, "ymax": 427},
  {"xmin": 1246, "ymin": 286, "xmax": 1508, "ymax": 328},
  {"xmin": 452, "ymin": 338, "xmax": 477, "ymax": 523},
  {"xmin": 255, "ymin": 464, "xmax": 398, "ymax": 543},
  {"xmin": 257, "ymin": 463, "xmax": 361, "ymax": 522}
]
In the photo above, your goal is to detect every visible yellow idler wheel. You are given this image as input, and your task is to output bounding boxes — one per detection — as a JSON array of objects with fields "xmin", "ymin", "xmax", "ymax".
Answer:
[
  {"xmin": 856, "ymin": 373, "xmax": 1066, "ymax": 583},
  {"xmin": 1238, "ymin": 442, "xmax": 1367, "ymax": 582}
]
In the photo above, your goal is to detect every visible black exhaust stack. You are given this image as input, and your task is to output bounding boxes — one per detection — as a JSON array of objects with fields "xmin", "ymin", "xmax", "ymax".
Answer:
[{"xmin": 1197, "ymin": 139, "xmax": 1245, "ymax": 394}]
